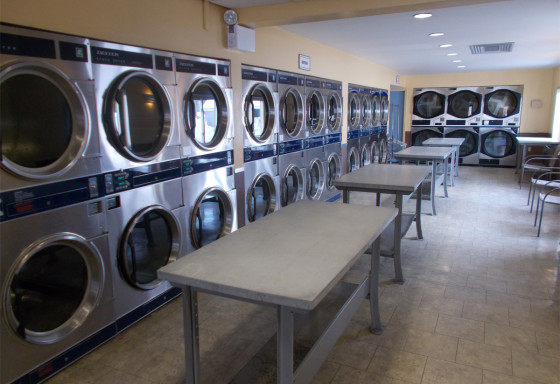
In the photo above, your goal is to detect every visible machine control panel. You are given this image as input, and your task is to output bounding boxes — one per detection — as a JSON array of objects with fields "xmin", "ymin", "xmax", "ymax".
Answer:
[
  {"xmin": 103, "ymin": 159, "xmax": 181, "ymax": 194},
  {"xmin": 182, "ymin": 150, "xmax": 234, "ymax": 176},
  {"xmin": 244, "ymin": 144, "xmax": 277, "ymax": 162}
]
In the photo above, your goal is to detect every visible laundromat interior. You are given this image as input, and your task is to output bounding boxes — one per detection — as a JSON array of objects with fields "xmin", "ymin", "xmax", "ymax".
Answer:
[{"xmin": 1, "ymin": 0, "xmax": 560, "ymax": 383}]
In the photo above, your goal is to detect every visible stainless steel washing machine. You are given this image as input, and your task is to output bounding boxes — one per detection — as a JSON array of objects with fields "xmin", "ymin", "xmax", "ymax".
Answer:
[
  {"xmin": 182, "ymin": 150, "xmax": 237, "ymax": 254},
  {"xmin": 411, "ymin": 126, "xmax": 445, "ymax": 146},
  {"xmin": 445, "ymin": 87, "xmax": 483, "ymax": 126},
  {"xmin": 346, "ymin": 130, "xmax": 361, "ymax": 174},
  {"xmin": 305, "ymin": 75, "xmax": 327, "ymax": 138},
  {"xmin": 359, "ymin": 128, "xmax": 372, "ymax": 167},
  {"xmin": 444, "ymin": 126, "xmax": 480, "ymax": 165},
  {"xmin": 481, "ymin": 85, "xmax": 523, "ymax": 127},
  {"xmin": 104, "ymin": 172, "xmax": 185, "ymax": 331},
  {"xmin": 278, "ymin": 139, "xmax": 306, "ymax": 206},
  {"xmin": 0, "ymin": 192, "xmax": 115, "ymax": 384},
  {"xmin": 324, "ymin": 79, "xmax": 343, "ymax": 135},
  {"xmin": 360, "ymin": 88, "xmax": 373, "ymax": 131},
  {"xmin": 378, "ymin": 89, "xmax": 390, "ymax": 163},
  {"xmin": 323, "ymin": 133, "xmax": 342, "ymax": 202},
  {"xmin": 243, "ymin": 144, "xmax": 279, "ymax": 224},
  {"xmin": 412, "ymin": 88, "xmax": 447, "ymax": 126},
  {"xmin": 305, "ymin": 136, "xmax": 325, "ymax": 201},
  {"xmin": 0, "ymin": 25, "xmax": 101, "ymax": 192},
  {"xmin": 278, "ymin": 71, "xmax": 307, "ymax": 143},
  {"xmin": 90, "ymin": 40, "xmax": 180, "ymax": 174},
  {"xmin": 175, "ymin": 53, "xmax": 234, "ymax": 158},
  {"xmin": 371, "ymin": 89, "xmax": 382, "ymax": 163},
  {"xmin": 241, "ymin": 64, "xmax": 277, "ymax": 148},
  {"xmin": 479, "ymin": 126, "xmax": 519, "ymax": 167},
  {"xmin": 348, "ymin": 85, "xmax": 362, "ymax": 132}
]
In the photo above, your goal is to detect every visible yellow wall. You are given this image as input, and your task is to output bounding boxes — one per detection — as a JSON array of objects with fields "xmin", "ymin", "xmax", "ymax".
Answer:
[{"xmin": 403, "ymin": 68, "xmax": 558, "ymax": 136}]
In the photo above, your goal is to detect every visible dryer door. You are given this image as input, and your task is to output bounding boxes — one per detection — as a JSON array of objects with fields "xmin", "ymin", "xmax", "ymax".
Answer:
[
  {"xmin": 347, "ymin": 146, "xmax": 360, "ymax": 173},
  {"xmin": 413, "ymin": 91, "xmax": 445, "ymax": 119},
  {"xmin": 281, "ymin": 164, "xmax": 304, "ymax": 206},
  {"xmin": 480, "ymin": 129, "xmax": 516, "ymax": 158},
  {"xmin": 0, "ymin": 62, "xmax": 89, "ymax": 179},
  {"xmin": 4, "ymin": 234, "xmax": 104, "ymax": 344},
  {"xmin": 307, "ymin": 90, "xmax": 325, "ymax": 134},
  {"xmin": 361, "ymin": 95, "xmax": 373, "ymax": 128},
  {"xmin": 103, "ymin": 71, "xmax": 173, "ymax": 161},
  {"xmin": 379, "ymin": 139, "xmax": 388, "ymax": 164},
  {"xmin": 119, "ymin": 206, "xmax": 181, "ymax": 290},
  {"xmin": 326, "ymin": 92, "xmax": 342, "ymax": 133},
  {"xmin": 380, "ymin": 94, "xmax": 389, "ymax": 126},
  {"xmin": 370, "ymin": 141, "xmax": 380, "ymax": 164},
  {"xmin": 484, "ymin": 90, "xmax": 521, "ymax": 118},
  {"xmin": 244, "ymin": 83, "xmax": 276, "ymax": 143},
  {"xmin": 247, "ymin": 173, "xmax": 277, "ymax": 223},
  {"xmin": 447, "ymin": 90, "xmax": 481, "ymax": 118},
  {"xmin": 371, "ymin": 94, "xmax": 381, "ymax": 127},
  {"xmin": 306, "ymin": 158, "xmax": 324, "ymax": 200},
  {"xmin": 445, "ymin": 129, "xmax": 479, "ymax": 157},
  {"xmin": 412, "ymin": 129, "xmax": 442, "ymax": 146},
  {"xmin": 360, "ymin": 143, "xmax": 371, "ymax": 167},
  {"xmin": 280, "ymin": 88, "xmax": 304, "ymax": 138},
  {"xmin": 190, "ymin": 187, "xmax": 235, "ymax": 248},
  {"xmin": 348, "ymin": 92, "xmax": 361, "ymax": 130},
  {"xmin": 326, "ymin": 153, "xmax": 341, "ymax": 191}
]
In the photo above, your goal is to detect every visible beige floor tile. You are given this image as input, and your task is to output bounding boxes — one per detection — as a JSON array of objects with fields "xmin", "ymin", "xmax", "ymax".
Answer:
[
  {"xmin": 536, "ymin": 331, "xmax": 560, "ymax": 358},
  {"xmin": 486, "ymin": 291, "xmax": 532, "ymax": 312},
  {"xmin": 403, "ymin": 330, "xmax": 458, "ymax": 362},
  {"xmin": 326, "ymin": 337, "xmax": 377, "ymax": 370},
  {"xmin": 357, "ymin": 325, "xmax": 410, "ymax": 351},
  {"xmin": 456, "ymin": 339, "xmax": 512, "ymax": 374},
  {"xmin": 422, "ymin": 357, "xmax": 482, "ymax": 384},
  {"xmin": 331, "ymin": 365, "xmax": 393, "ymax": 384},
  {"xmin": 462, "ymin": 302, "xmax": 510, "ymax": 326},
  {"xmin": 367, "ymin": 346, "xmax": 427, "ymax": 383},
  {"xmin": 483, "ymin": 369, "xmax": 547, "ymax": 384},
  {"xmin": 435, "ymin": 314, "xmax": 485, "ymax": 343},
  {"xmin": 485, "ymin": 323, "xmax": 538, "ymax": 353},
  {"xmin": 509, "ymin": 307, "xmax": 560, "ymax": 335},
  {"xmin": 444, "ymin": 285, "xmax": 487, "ymax": 304},
  {"xmin": 389, "ymin": 307, "xmax": 439, "ymax": 334},
  {"xmin": 311, "ymin": 361, "xmax": 340, "ymax": 384},
  {"xmin": 419, "ymin": 294, "xmax": 464, "ymax": 317},
  {"xmin": 136, "ymin": 348, "xmax": 186, "ymax": 383},
  {"xmin": 512, "ymin": 349, "xmax": 560, "ymax": 384}
]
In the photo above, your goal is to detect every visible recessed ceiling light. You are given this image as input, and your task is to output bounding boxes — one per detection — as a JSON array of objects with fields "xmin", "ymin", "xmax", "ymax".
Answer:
[
  {"xmin": 447, "ymin": 53, "xmax": 458, "ymax": 56},
  {"xmin": 458, "ymin": 65, "xmax": 466, "ymax": 68},
  {"xmin": 439, "ymin": 44, "xmax": 453, "ymax": 48},
  {"xmin": 429, "ymin": 32, "xmax": 444, "ymax": 37},
  {"xmin": 414, "ymin": 13, "xmax": 432, "ymax": 19},
  {"xmin": 452, "ymin": 59, "xmax": 462, "ymax": 63}
]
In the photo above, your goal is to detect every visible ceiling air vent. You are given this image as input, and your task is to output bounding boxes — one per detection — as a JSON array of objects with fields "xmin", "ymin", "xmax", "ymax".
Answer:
[{"xmin": 470, "ymin": 42, "xmax": 514, "ymax": 54}]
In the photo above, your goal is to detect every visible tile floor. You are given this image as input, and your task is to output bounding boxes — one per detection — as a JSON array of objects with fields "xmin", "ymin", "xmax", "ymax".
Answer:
[{"xmin": 45, "ymin": 166, "xmax": 559, "ymax": 384}]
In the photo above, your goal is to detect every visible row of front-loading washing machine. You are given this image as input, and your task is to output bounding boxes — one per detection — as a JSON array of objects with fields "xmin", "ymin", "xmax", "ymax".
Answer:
[
  {"xmin": 411, "ymin": 85, "xmax": 523, "ymax": 167},
  {"xmin": 346, "ymin": 84, "xmax": 390, "ymax": 173}
]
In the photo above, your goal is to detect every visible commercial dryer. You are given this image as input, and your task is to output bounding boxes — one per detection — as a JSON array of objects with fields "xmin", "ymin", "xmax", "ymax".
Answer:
[
  {"xmin": 359, "ymin": 127, "xmax": 372, "ymax": 167},
  {"xmin": 90, "ymin": 40, "xmax": 180, "ymax": 174},
  {"xmin": 175, "ymin": 53, "xmax": 234, "ymax": 158},
  {"xmin": 444, "ymin": 126, "xmax": 480, "ymax": 165},
  {"xmin": 278, "ymin": 139, "xmax": 306, "ymax": 206},
  {"xmin": 347, "ymin": 85, "xmax": 362, "ymax": 132},
  {"xmin": 481, "ymin": 85, "xmax": 523, "ymax": 127},
  {"xmin": 479, "ymin": 126, "xmax": 519, "ymax": 167},
  {"xmin": 323, "ymin": 133, "xmax": 342, "ymax": 202},
  {"xmin": 346, "ymin": 129, "xmax": 361, "ymax": 173},
  {"xmin": 278, "ymin": 71, "xmax": 307, "ymax": 142},
  {"xmin": 379, "ymin": 89, "xmax": 390, "ymax": 163},
  {"xmin": 445, "ymin": 87, "xmax": 483, "ymax": 126},
  {"xmin": 0, "ymin": 188, "xmax": 115, "ymax": 383},
  {"xmin": 0, "ymin": 25, "xmax": 101, "ymax": 192},
  {"xmin": 243, "ymin": 144, "xmax": 279, "ymax": 224},
  {"xmin": 304, "ymin": 75, "xmax": 327, "ymax": 138},
  {"xmin": 324, "ymin": 79, "xmax": 343, "ymax": 135},
  {"xmin": 412, "ymin": 88, "xmax": 447, "ymax": 126},
  {"xmin": 305, "ymin": 136, "xmax": 326, "ymax": 201}
]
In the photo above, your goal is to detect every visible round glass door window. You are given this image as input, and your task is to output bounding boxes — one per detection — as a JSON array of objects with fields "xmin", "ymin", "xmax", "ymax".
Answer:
[
  {"xmin": 348, "ymin": 147, "xmax": 359, "ymax": 172},
  {"xmin": 244, "ymin": 84, "xmax": 275, "ymax": 143},
  {"xmin": 185, "ymin": 79, "xmax": 229, "ymax": 149},
  {"xmin": 326, "ymin": 93, "xmax": 342, "ymax": 132},
  {"xmin": 380, "ymin": 95, "xmax": 389, "ymax": 125},
  {"xmin": 485, "ymin": 90, "xmax": 519, "ymax": 118},
  {"xmin": 0, "ymin": 63, "xmax": 89, "ymax": 179},
  {"xmin": 447, "ymin": 91, "xmax": 481, "ymax": 118},
  {"xmin": 348, "ymin": 92, "xmax": 361, "ymax": 130},
  {"xmin": 360, "ymin": 144, "xmax": 371, "ymax": 167},
  {"xmin": 281, "ymin": 165, "xmax": 303, "ymax": 206},
  {"xmin": 361, "ymin": 95, "xmax": 373, "ymax": 128},
  {"xmin": 306, "ymin": 159, "xmax": 324, "ymax": 200},
  {"xmin": 413, "ymin": 91, "xmax": 445, "ymax": 119},
  {"xmin": 482, "ymin": 131, "xmax": 514, "ymax": 158},
  {"xmin": 446, "ymin": 130, "xmax": 478, "ymax": 156},
  {"xmin": 280, "ymin": 88, "xmax": 304, "ymax": 137},
  {"xmin": 372, "ymin": 94, "xmax": 381, "ymax": 126},
  {"xmin": 379, "ymin": 139, "xmax": 388, "ymax": 163},
  {"xmin": 326, "ymin": 153, "xmax": 341, "ymax": 190},
  {"xmin": 191, "ymin": 188, "xmax": 234, "ymax": 248},
  {"xmin": 412, "ymin": 130, "xmax": 441, "ymax": 146},
  {"xmin": 371, "ymin": 141, "xmax": 380, "ymax": 164},
  {"xmin": 247, "ymin": 173, "xmax": 276, "ymax": 222},
  {"xmin": 307, "ymin": 91, "xmax": 324, "ymax": 134},
  {"xmin": 119, "ymin": 206, "xmax": 180, "ymax": 289},
  {"xmin": 104, "ymin": 72, "xmax": 173, "ymax": 161},
  {"xmin": 5, "ymin": 234, "xmax": 103, "ymax": 344}
]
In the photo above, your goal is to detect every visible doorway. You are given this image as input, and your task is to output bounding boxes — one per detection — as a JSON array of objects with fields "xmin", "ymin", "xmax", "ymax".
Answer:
[{"xmin": 389, "ymin": 89, "xmax": 404, "ymax": 142}]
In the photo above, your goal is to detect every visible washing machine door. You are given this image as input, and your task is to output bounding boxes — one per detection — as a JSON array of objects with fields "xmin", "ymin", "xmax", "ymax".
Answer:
[
  {"xmin": 307, "ymin": 90, "xmax": 325, "ymax": 134},
  {"xmin": 445, "ymin": 129, "xmax": 479, "ymax": 157},
  {"xmin": 481, "ymin": 130, "xmax": 516, "ymax": 158},
  {"xmin": 484, "ymin": 90, "xmax": 521, "ymax": 118},
  {"xmin": 280, "ymin": 88, "xmax": 304, "ymax": 138},
  {"xmin": 247, "ymin": 173, "xmax": 277, "ymax": 222},
  {"xmin": 185, "ymin": 78, "xmax": 229, "ymax": 150},
  {"xmin": 281, "ymin": 164, "xmax": 304, "ymax": 206},
  {"xmin": 370, "ymin": 141, "xmax": 380, "ymax": 164},
  {"xmin": 190, "ymin": 187, "xmax": 235, "ymax": 248},
  {"xmin": 103, "ymin": 71, "xmax": 173, "ymax": 161},
  {"xmin": 4, "ymin": 234, "xmax": 104, "ymax": 344},
  {"xmin": 361, "ymin": 95, "xmax": 373, "ymax": 128},
  {"xmin": 326, "ymin": 92, "xmax": 342, "ymax": 132},
  {"xmin": 447, "ymin": 90, "xmax": 481, "ymax": 118},
  {"xmin": 306, "ymin": 159, "xmax": 324, "ymax": 200},
  {"xmin": 380, "ymin": 94, "xmax": 389, "ymax": 126},
  {"xmin": 244, "ymin": 83, "xmax": 275, "ymax": 143},
  {"xmin": 360, "ymin": 143, "xmax": 371, "ymax": 167},
  {"xmin": 372, "ymin": 94, "xmax": 381, "ymax": 126},
  {"xmin": 119, "ymin": 205, "xmax": 181, "ymax": 289},
  {"xmin": 326, "ymin": 153, "xmax": 341, "ymax": 190},
  {"xmin": 379, "ymin": 139, "xmax": 388, "ymax": 164},
  {"xmin": 348, "ymin": 146, "xmax": 360, "ymax": 173},
  {"xmin": 348, "ymin": 92, "xmax": 361, "ymax": 130},
  {"xmin": 413, "ymin": 91, "xmax": 445, "ymax": 119},
  {"xmin": 0, "ymin": 62, "xmax": 89, "ymax": 179}
]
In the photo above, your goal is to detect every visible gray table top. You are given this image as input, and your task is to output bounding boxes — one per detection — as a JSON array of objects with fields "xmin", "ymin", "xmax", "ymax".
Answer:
[
  {"xmin": 157, "ymin": 200, "xmax": 397, "ymax": 311},
  {"xmin": 422, "ymin": 138, "xmax": 465, "ymax": 146},
  {"xmin": 393, "ymin": 146, "xmax": 453, "ymax": 161},
  {"xmin": 334, "ymin": 164, "xmax": 430, "ymax": 194},
  {"xmin": 515, "ymin": 137, "xmax": 560, "ymax": 145}
]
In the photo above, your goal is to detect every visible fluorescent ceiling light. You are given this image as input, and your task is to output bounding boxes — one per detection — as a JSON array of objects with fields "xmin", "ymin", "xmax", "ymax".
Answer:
[
  {"xmin": 452, "ymin": 59, "xmax": 462, "ymax": 63},
  {"xmin": 429, "ymin": 32, "xmax": 444, "ymax": 37},
  {"xmin": 414, "ymin": 13, "xmax": 432, "ymax": 19},
  {"xmin": 447, "ymin": 53, "xmax": 458, "ymax": 56},
  {"xmin": 439, "ymin": 44, "xmax": 453, "ymax": 48},
  {"xmin": 458, "ymin": 65, "xmax": 466, "ymax": 68}
]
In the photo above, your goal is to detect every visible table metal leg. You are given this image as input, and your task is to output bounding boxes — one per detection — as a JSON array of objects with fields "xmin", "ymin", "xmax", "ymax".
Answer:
[
  {"xmin": 277, "ymin": 306, "xmax": 295, "ymax": 384},
  {"xmin": 393, "ymin": 194, "xmax": 404, "ymax": 284},
  {"xmin": 442, "ymin": 159, "xmax": 449, "ymax": 198},
  {"xmin": 454, "ymin": 146, "xmax": 460, "ymax": 177},
  {"xmin": 182, "ymin": 287, "xmax": 200, "ymax": 384},
  {"xmin": 415, "ymin": 186, "xmax": 423, "ymax": 239},
  {"xmin": 430, "ymin": 161, "xmax": 437, "ymax": 216},
  {"xmin": 519, "ymin": 144, "xmax": 528, "ymax": 187},
  {"xmin": 449, "ymin": 149, "xmax": 455, "ymax": 186},
  {"xmin": 343, "ymin": 190, "xmax": 350, "ymax": 204},
  {"xmin": 376, "ymin": 192, "xmax": 381, "ymax": 207},
  {"xmin": 369, "ymin": 237, "xmax": 383, "ymax": 334}
]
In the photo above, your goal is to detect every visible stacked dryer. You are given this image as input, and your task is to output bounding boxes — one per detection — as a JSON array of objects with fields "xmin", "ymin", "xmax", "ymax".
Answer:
[
  {"xmin": 411, "ymin": 88, "xmax": 447, "ymax": 147},
  {"xmin": 278, "ymin": 71, "xmax": 307, "ymax": 206},
  {"xmin": 175, "ymin": 53, "xmax": 237, "ymax": 253},
  {"xmin": 378, "ymin": 89, "xmax": 390, "ymax": 163},
  {"xmin": 0, "ymin": 25, "xmax": 115, "ymax": 384},
  {"xmin": 241, "ymin": 64, "xmax": 280, "ymax": 225},
  {"xmin": 347, "ymin": 85, "xmax": 362, "ymax": 173},
  {"xmin": 322, "ymin": 79, "xmax": 343, "ymax": 202},
  {"xmin": 369, "ymin": 89, "xmax": 382, "ymax": 164},
  {"xmin": 359, "ymin": 87, "xmax": 373, "ymax": 167}
]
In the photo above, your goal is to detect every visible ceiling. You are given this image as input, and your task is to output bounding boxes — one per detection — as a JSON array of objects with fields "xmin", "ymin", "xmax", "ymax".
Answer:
[{"xmin": 208, "ymin": 0, "xmax": 560, "ymax": 76}]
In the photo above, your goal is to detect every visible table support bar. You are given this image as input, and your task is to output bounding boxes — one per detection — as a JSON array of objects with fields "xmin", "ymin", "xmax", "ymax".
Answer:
[
  {"xmin": 182, "ymin": 287, "xmax": 200, "ymax": 384},
  {"xmin": 278, "ymin": 306, "xmax": 295, "ymax": 384}
]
